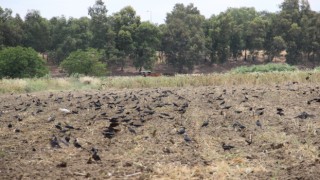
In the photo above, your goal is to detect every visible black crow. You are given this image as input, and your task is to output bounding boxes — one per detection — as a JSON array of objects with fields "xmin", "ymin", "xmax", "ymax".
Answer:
[{"xmin": 222, "ymin": 142, "xmax": 234, "ymax": 151}]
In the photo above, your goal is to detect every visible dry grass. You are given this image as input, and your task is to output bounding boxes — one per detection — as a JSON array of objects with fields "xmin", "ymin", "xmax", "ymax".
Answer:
[{"xmin": 0, "ymin": 71, "xmax": 319, "ymax": 94}]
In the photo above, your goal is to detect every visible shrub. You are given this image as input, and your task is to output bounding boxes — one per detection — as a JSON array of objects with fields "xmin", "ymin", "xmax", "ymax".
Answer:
[
  {"xmin": 60, "ymin": 48, "xmax": 107, "ymax": 76},
  {"xmin": 231, "ymin": 63, "xmax": 297, "ymax": 74},
  {"xmin": 0, "ymin": 46, "xmax": 49, "ymax": 78}
]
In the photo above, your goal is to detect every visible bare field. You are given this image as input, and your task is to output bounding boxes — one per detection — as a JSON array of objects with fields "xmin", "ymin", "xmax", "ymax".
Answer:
[{"xmin": 0, "ymin": 82, "xmax": 320, "ymax": 179}]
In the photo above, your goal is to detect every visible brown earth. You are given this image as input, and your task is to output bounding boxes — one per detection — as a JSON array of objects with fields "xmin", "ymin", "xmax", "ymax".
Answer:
[{"xmin": 0, "ymin": 83, "xmax": 320, "ymax": 179}]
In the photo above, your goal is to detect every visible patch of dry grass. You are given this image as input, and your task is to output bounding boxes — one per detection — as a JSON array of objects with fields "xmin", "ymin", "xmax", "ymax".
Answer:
[{"xmin": 0, "ymin": 71, "xmax": 319, "ymax": 94}]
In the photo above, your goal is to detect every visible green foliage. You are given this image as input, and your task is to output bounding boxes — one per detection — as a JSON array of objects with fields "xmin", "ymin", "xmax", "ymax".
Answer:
[
  {"xmin": 315, "ymin": 66, "xmax": 320, "ymax": 71},
  {"xmin": 109, "ymin": 6, "xmax": 141, "ymax": 71},
  {"xmin": 0, "ymin": 46, "xmax": 48, "ymax": 78},
  {"xmin": 88, "ymin": 0, "xmax": 108, "ymax": 49},
  {"xmin": 231, "ymin": 63, "xmax": 297, "ymax": 73},
  {"xmin": 22, "ymin": 10, "xmax": 50, "ymax": 53},
  {"xmin": 1, "ymin": 1, "xmax": 320, "ymax": 69},
  {"xmin": 47, "ymin": 17, "xmax": 93, "ymax": 64},
  {"xmin": 163, "ymin": 3, "xmax": 206, "ymax": 72},
  {"xmin": 60, "ymin": 48, "xmax": 107, "ymax": 76},
  {"xmin": 0, "ymin": 11, "xmax": 24, "ymax": 47},
  {"xmin": 133, "ymin": 22, "xmax": 160, "ymax": 70}
]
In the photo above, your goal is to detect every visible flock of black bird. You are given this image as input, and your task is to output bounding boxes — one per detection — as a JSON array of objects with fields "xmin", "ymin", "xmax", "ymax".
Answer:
[{"xmin": 0, "ymin": 83, "xmax": 319, "ymax": 176}]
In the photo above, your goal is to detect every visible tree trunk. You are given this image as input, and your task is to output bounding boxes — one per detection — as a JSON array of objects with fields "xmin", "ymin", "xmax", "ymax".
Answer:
[{"xmin": 244, "ymin": 50, "xmax": 247, "ymax": 61}]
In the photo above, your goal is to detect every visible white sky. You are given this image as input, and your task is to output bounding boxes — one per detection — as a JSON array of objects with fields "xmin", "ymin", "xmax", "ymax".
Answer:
[{"xmin": 1, "ymin": 0, "xmax": 320, "ymax": 24}]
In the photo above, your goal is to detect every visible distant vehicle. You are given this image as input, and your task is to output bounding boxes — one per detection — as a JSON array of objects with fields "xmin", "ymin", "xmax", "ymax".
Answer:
[{"xmin": 139, "ymin": 70, "xmax": 161, "ymax": 77}]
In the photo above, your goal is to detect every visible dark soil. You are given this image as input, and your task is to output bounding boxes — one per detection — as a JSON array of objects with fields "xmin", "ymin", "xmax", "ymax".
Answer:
[{"xmin": 0, "ymin": 83, "xmax": 320, "ymax": 179}]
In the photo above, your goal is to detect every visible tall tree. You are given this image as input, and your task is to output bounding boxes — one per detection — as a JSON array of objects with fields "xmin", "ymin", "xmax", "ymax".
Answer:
[
  {"xmin": 163, "ymin": 3, "xmax": 206, "ymax": 72},
  {"xmin": 246, "ymin": 16, "xmax": 268, "ymax": 60},
  {"xmin": 134, "ymin": 22, "xmax": 160, "ymax": 71},
  {"xmin": 278, "ymin": 0, "xmax": 301, "ymax": 64},
  {"xmin": 48, "ymin": 17, "xmax": 92, "ymax": 64},
  {"xmin": 23, "ymin": 10, "xmax": 50, "ymax": 53},
  {"xmin": 88, "ymin": 0, "xmax": 108, "ymax": 49},
  {"xmin": 0, "ymin": 8, "xmax": 24, "ymax": 47},
  {"xmin": 0, "ymin": 7, "xmax": 13, "ymax": 48},
  {"xmin": 110, "ymin": 6, "xmax": 141, "ymax": 71}
]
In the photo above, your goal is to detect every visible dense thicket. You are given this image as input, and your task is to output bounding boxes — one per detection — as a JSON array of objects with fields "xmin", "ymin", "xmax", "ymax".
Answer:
[{"xmin": 0, "ymin": 0, "xmax": 319, "ymax": 73}]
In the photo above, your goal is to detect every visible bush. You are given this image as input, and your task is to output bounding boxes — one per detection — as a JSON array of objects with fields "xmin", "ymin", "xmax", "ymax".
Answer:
[
  {"xmin": 315, "ymin": 66, "xmax": 320, "ymax": 71},
  {"xmin": 231, "ymin": 63, "xmax": 297, "ymax": 73},
  {"xmin": 0, "ymin": 46, "xmax": 49, "ymax": 78},
  {"xmin": 60, "ymin": 48, "xmax": 107, "ymax": 76}
]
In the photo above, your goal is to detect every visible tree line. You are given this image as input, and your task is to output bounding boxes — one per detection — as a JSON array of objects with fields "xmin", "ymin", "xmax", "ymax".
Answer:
[{"xmin": 0, "ymin": 0, "xmax": 319, "ymax": 75}]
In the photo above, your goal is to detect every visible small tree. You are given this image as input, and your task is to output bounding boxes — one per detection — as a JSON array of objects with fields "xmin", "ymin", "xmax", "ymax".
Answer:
[
  {"xmin": 0, "ymin": 46, "xmax": 48, "ymax": 78},
  {"xmin": 60, "ymin": 48, "xmax": 107, "ymax": 76}
]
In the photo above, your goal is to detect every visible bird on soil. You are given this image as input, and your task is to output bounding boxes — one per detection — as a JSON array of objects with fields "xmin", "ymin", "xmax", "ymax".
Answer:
[
  {"xmin": 245, "ymin": 134, "xmax": 253, "ymax": 145},
  {"xmin": 91, "ymin": 148, "xmax": 101, "ymax": 161},
  {"xmin": 184, "ymin": 134, "xmax": 192, "ymax": 143},
  {"xmin": 256, "ymin": 120, "xmax": 262, "ymax": 128},
  {"xmin": 233, "ymin": 121, "xmax": 246, "ymax": 131},
  {"xmin": 177, "ymin": 127, "xmax": 186, "ymax": 134},
  {"xmin": 50, "ymin": 135, "xmax": 61, "ymax": 148},
  {"xmin": 47, "ymin": 114, "xmax": 56, "ymax": 122},
  {"xmin": 73, "ymin": 138, "xmax": 82, "ymax": 148},
  {"xmin": 59, "ymin": 108, "xmax": 71, "ymax": 114},
  {"xmin": 222, "ymin": 142, "xmax": 235, "ymax": 151},
  {"xmin": 201, "ymin": 120, "xmax": 209, "ymax": 127},
  {"xmin": 128, "ymin": 126, "xmax": 136, "ymax": 134}
]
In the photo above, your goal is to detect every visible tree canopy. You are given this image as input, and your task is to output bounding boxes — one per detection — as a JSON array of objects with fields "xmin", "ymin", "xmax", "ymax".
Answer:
[{"xmin": 0, "ymin": 0, "xmax": 320, "ymax": 75}]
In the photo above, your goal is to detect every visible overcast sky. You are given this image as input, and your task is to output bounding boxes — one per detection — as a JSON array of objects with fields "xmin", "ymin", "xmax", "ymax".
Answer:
[{"xmin": 1, "ymin": 0, "xmax": 320, "ymax": 24}]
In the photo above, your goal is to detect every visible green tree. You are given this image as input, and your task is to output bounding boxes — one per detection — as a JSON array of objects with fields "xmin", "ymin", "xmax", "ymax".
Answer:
[
  {"xmin": 0, "ymin": 9, "xmax": 24, "ymax": 47},
  {"xmin": 88, "ymin": 0, "xmax": 108, "ymax": 49},
  {"xmin": 0, "ymin": 46, "xmax": 48, "ymax": 78},
  {"xmin": 163, "ymin": 3, "xmax": 206, "ymax": 72},
  {"xmin": 134, "ymin": 22, "xmax": 160, "ymax": 70},
  {"xmin": 205, "ymin": 7, "xmax": 260, "ymax": 63},
  {"xmin": 48, "ymin": 17, "xmax": 92, "ymax": 64},
  {"xmin": 246, "ymin": 16, "xmax": 268, "ymax": 60},
  {"xmin": 269, "ymin": 36, "xmax": 287, "ymax": 61},
  {"xmin": 22, "ymin": 10, "xmax": 50, "ymax": 53},
  {"xmin": 0, "ymin": 7, "xmax": 13, "ymax": 48},
  {"xmin": 110, "ymin": 6, "xmax": 141, "ymax": 71},
  {"xmin": 278, "ymin": 0, "xmax": 302, "ymax": 64},
  {"xmin": 208, "ymin": 13, "xmax": 232, "ymax": 63},
  {"xmin": 60, "ymin": 48, "xmax": 107, "ymax": 76}
]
